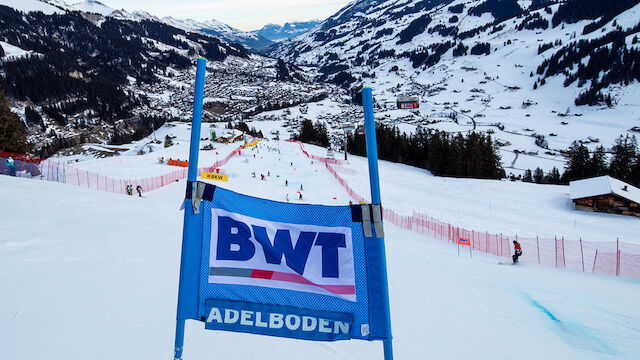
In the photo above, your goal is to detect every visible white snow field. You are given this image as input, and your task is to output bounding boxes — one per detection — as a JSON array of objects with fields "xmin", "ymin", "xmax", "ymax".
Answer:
[{"xmin": 1, "ymin": 138, "xmax": 640, "ymax": 359}]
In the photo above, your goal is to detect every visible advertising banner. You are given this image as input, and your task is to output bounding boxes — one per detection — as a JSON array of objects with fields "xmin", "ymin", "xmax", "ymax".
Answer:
[{"xmin": 177, "ymin": 183, "xmax": 391, "ymax": 342}]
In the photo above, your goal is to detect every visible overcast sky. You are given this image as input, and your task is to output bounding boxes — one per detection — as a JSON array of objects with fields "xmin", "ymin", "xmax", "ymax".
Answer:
[{"xmin": 104, "ymin": 0, "xmax": 352, "ymax": 31}]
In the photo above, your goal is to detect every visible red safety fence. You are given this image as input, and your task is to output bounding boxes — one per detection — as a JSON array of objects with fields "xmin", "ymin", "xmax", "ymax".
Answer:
[
  {"xmin": 291, "ymin": 141, "xmax": 342, "ymax": 165},
  {"xmin": 0, "ymin": 150, "xmax": 45, "ymax": 164},
  {"xmin": 329, "ymin": 165, "xmax": 358, "ymax": 176},
  {"xmin": 322, "ymin": 161, "xmax": 640, "ymax": 280},
  {"xmin": 1, "ymin": 145, "xmax": 244, "ymax": 195}
]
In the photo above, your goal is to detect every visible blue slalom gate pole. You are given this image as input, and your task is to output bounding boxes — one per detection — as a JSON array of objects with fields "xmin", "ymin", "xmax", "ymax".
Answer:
[
  {"xmin": 362, "ymin": 87, "xmax": 394, "ymax": 360},
  {"xmin": 174, "ymin": 58, "xmax": 207, "ymax": 360}
]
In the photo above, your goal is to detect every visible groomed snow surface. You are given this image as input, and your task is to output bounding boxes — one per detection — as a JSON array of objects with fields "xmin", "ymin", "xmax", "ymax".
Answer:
[{"xmin": 1, "ymin": 133, "xmax": 640, "ymax": 359}]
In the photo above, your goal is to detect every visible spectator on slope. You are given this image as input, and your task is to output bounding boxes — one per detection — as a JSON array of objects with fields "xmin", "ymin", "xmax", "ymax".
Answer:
[
  {"xmin": 126, "ymin": 184, "xmax": 133, "ymax": 196},
  {"xmin": 512, "ymin": 240, "xmax": 523, "ymax": 264},
  {"xmin": 136, "ymin": 185, "xmax": 143, "ymax": 197},
  {"xmin": 6, "ymin": 156, "xmax": 16, "ymax": 176}
]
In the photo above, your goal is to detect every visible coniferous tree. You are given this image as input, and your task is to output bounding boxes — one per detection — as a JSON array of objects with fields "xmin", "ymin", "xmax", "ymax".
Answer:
[
  {"xmin": 544, "ymin": 167, "xmax": 562, "ymax": 184},
  {"xmin": 586, "ymin": 145, "xmax": 608, "ymax": 176},
  {"xmin": 609, "ymin": 135, "xmax": 637, "ymax": 181},
  {"xmin": 563, "ymin": 141, "xmax": 590, "ymax": 181},
  {"xmin": 0, "ymin": 88, "xmax": 29, "ymax": 154},
  {"xmin": 523, "ymin": 169, "xmax": 533, "ymax": 182},
  {"xmin": 294, "ymin": 120, "xmax": 329, "ymax": 147},
  {"xmin": 346, "ymin": 127, "xmax": 504, "ymax": 179},
  {"xmin": 533, "ymin": 167, "xmax": 545, "ymax": 183},
  {"xmin": 24, "ymin": 106, "xmax": 44, "ymax": 130},
  {"xmin": 629, "ymin": 152, "xmax": 640, "ymax": 186}
]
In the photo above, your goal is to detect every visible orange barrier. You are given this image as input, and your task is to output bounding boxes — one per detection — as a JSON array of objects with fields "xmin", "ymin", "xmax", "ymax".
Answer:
[{"xmin": 167, "ymin": 159, "xmax": 189, "ymax": 167}]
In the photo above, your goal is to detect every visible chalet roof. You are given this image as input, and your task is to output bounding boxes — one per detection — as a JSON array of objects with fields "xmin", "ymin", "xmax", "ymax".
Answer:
[
  {"xmin": 570, "ymin": 176, "xmax": 640, "ymax": 204},
  {"xmin": 397, "ymin": 96, "xmax": 419, "ymax": 103}
]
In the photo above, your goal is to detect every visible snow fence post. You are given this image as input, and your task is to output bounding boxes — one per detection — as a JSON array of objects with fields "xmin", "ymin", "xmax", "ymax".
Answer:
[
  {"xmin": 616, "ymin": 237, "xmax": 620, "ymax": 276},
  {"xmin": 362, "ymin": 87, "xmax": 394, "ymax": 360},
  {"xmin": 580, "ymin": 238, "xmax": 584, "ymax": 272},
  {"xmin": 174, "ymin": 58, "xmax": 206, "ymax": 360}
]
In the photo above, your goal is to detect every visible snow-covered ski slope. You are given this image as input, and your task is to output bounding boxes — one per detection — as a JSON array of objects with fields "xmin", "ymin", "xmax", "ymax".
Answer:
[{"xmin": 1, "ymin": 135, "xmax": 640, "ymax": 359}]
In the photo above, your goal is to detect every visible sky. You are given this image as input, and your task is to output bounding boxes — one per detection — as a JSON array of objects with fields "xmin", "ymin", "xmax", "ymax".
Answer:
[{"xmin": 103, "ymin": 0, "xmax": 353, "ymax": 31}]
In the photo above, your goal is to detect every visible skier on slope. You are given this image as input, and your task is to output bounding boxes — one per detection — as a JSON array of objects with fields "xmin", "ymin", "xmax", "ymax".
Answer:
[
  {"xmin": 512, "ymin": 240, "xmax": 522, "ymax": 264},
  {"xmin": 126, "ymin": 184, "xmax": 133, "ymax": 196},
  {"xmin": 136, "ymin": 185, "xmax": 143, "ymax": 197}
]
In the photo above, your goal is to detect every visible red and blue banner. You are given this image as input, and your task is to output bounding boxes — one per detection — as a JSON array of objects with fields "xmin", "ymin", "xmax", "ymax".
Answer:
[
  {"xmin": 176, "ymin": 183, "xmax": 391, "ymax": 342},
  {"xmin": 458, "ymin": 237, "xmax": 471, "ymax": 246}
]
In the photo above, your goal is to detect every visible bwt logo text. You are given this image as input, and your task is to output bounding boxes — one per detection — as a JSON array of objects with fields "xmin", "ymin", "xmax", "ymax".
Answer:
[
  {"xmin": 217, "ymin": 216, "xmax": 347, "ymax": 277},
  {"xmin": 209, "ymin": 209, "xmax": 356, "ymax": 299}
]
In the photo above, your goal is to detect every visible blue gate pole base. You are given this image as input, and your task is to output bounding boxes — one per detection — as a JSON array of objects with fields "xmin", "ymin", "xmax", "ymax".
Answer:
[
  {"xmin": 174, "ymin": 319, "xmax": 185, "ymax": 360},
  {"xmin": 384, "ymin": 339, "xmax": 393, "ymax": 360}
]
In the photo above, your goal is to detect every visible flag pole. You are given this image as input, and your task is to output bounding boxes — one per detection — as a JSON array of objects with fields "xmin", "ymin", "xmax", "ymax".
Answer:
[
  {"xmin": 362, "ymin": 87, "xmax": 393, "ymax": 360},
  {"xmin": 174, "ymin": 58, "xmax": 207, "ymax": 360}
]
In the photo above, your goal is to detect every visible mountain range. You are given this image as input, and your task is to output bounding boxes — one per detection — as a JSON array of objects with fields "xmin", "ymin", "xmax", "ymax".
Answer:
[
  {"xmin": 3, "ymin": 0, "xmax": 316, "ymax": 51},
  {"xmin": 252, "ymin": 20, "xmax": 321, "ymax": 42},
  {"xmin": 268, "ymin": 0, "xmax": 640, "ymax": 105},
  {"xmin": 1, "ymin": 0, "xmax": 640, "ymax": 173}
]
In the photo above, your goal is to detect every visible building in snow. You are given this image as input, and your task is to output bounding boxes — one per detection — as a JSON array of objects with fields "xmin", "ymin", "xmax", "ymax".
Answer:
[
  {"xmin": 397, "ymin": 96, "xmax": 419, "ymax": 109},
  {"xmin": 215, "ymin": 130, "xmax": 244, "ymax": 144},
  {"xmin": 569, "ymin": 176, "xmax": 640, "ymax": 217}
]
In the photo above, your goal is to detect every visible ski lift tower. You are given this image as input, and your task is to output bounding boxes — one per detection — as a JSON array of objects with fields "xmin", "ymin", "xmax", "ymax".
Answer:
[{"xmin": 342, "ymin": 123, "xmax": 356, "ymax": 161}]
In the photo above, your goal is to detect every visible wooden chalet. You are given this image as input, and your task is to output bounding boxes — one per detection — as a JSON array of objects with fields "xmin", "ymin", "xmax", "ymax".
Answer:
[
  {"xmin": 215, "ymin": 130, "xmax": 244, "ymax": 144},
  {"xmin": 570, "ymin": 176, "xmax": 640, "ymax": 217}
]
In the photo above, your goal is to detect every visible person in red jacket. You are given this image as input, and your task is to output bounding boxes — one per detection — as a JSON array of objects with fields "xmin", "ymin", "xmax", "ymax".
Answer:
[{"xmin": 513, "ymin": 240, "xmax": 523, "ymax": 264}]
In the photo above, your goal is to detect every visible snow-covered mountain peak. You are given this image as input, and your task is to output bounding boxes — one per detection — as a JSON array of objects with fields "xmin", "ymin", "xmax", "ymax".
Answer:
[{"xmin": 70, "ymin": 0, "xmax": 114, "ymax": 15}]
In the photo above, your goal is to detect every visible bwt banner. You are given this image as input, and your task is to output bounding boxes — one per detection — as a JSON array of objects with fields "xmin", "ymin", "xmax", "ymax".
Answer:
[{"xmin": 178, "ymin": 183, "xmax": 391, "ymax": 342}]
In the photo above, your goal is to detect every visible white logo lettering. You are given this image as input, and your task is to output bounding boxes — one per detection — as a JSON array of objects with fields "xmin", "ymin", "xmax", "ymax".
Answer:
[
  {"xmin": 255, "ymin": 311, "xmax": 268, "ymax": 327},
  {"xmin": 240, "ymin": 310, "xmax": 254, "ymax": 326},
  {"xmin": 302, "ymin": 316, "xmax": 317, "ymax": 331},
  {"xmin": 207, "ymin": 307, "xmax": 222, "ymax": 323},
  {"xmin": 318, "ymin": 319, "xmax": 332, "ymax": 333},
  {"xmin": 224, "ymin": 309, "xmax": 239, "ymax": 324},
  {"xmin": 285, "ymin": 314, "xmax": 301, "ymax": 330},
  {"xmin": 269, "ymin": 313, "xmax": 284, "ymax": 329}
]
